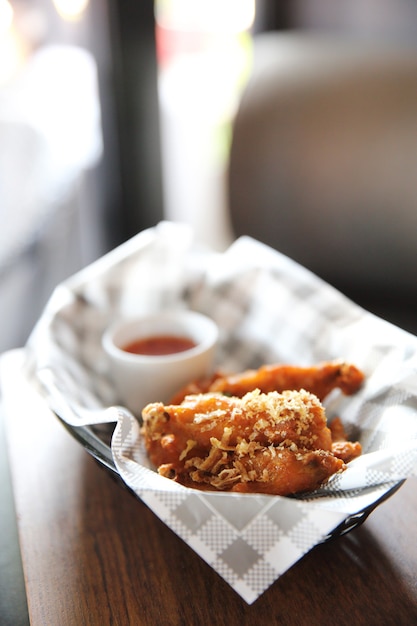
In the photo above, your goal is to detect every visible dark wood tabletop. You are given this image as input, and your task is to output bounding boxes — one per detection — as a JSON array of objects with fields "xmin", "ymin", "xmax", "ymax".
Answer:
[{"xmin": 2, "ymin": 351, "xmax": 417, "ymax": 626}]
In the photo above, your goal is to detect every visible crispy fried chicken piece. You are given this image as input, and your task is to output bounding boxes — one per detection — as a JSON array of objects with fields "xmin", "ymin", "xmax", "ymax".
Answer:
[
  {"xmin": 141, "ymin": 389, "xmax": 347, "ymax": 496},
  {"xmin": 170, "ymin": 360, "xmax": 365, "ymax": 405},
  {"xmin": 221, "ymin": 448, "xmax": 342, "ymax": 495},
  {"xmin": 161, "ymin": 446, "xmax": 344, "ymax": 495},
  {"xmin": 330, "ymin": 416, "xmax": 362, "ymax": 463},
  {"xmin": 169, "ymin": 373, "xmax": 221, "ymax": 404}
]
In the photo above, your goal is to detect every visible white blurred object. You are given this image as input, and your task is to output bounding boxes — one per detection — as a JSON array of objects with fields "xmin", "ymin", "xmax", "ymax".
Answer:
[
  {"xmin": 156, "ymin": 0, "xmax": 254, "ymax": 251},
  {"xmin": 158, "ymin": 54, "xmax": 236, "ymax": 252},
  {"xmin": 0, "ymin": 44, "xmax": 102, "ymax": 350},
  {"xmin": 1, "ymin": 45, "xmax": 102, "ymax": 184}
]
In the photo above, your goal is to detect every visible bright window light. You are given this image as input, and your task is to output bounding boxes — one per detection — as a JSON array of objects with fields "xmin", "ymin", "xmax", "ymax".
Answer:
[
  {"xmin": 0, "ymin": 1, "xmax": 27, "ymax": 84},
  {"xmin": 52, "ymin": 0, "xmax": 89, "ymax": 22},
  {"xmin": 155, "ymin": 0, "xmax": 255, "ymax": 33},
  {"xmin": 0, "ymin": 0, "xmax": 13, "ymax": 37}
]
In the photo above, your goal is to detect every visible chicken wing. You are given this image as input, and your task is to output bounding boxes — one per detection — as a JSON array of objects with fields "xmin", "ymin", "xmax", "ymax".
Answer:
[
  {"xmin": 170, "ymin": 360, "xmax": 364, "ymax": 405},
  {"xmin": 141, "ymin": 388, "xmax": 347, "ymax": 496}
]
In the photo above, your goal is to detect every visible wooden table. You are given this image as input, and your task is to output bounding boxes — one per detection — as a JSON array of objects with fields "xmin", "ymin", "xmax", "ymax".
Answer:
[{"xmin": 2, "ymin": 351, "xmax": 417, "ymax": 625}]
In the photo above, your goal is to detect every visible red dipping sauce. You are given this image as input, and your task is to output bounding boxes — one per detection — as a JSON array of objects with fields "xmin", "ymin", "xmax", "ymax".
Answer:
[{"xmin": 122, "ymin": 334, "xmax": 196, "ymax": 356}]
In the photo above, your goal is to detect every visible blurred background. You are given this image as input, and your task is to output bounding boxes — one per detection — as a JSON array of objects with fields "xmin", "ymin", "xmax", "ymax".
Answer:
[{"xmin": 2, "ymin": 0, "xmax": 417, "ymax": 352}]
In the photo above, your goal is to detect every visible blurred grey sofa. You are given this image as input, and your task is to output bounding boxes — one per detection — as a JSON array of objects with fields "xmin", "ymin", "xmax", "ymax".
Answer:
[{"xmin": 228, "ymin": 33, "xmax": 417, "ymax": 334}]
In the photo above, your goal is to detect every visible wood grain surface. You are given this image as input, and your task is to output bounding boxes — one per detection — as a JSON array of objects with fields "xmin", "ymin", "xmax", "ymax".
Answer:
[{"xmin": 3, "ymin": 354, "xmax": 417, "ymax": 626}]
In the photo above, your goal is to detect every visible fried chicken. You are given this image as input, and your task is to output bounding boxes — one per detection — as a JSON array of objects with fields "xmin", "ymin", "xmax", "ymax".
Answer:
[
  {"xmin": 170, "ymin": 360, "xmax": 364, "ymax": 405},
  {"xmin": 141, "ymin": 388, "xmax": 356, "ymax": 496}
]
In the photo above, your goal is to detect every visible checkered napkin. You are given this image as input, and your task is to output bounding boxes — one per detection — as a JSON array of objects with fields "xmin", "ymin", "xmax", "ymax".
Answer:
[{"xmin": 27, "ymin": 221, "xmax": 417, "ymax": 604}]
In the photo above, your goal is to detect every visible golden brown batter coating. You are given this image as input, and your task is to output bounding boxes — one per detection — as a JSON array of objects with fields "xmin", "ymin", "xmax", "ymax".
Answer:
[
  {"xmin": 329, "ymin": 416, "xmax": 362, "ymax": 463},
  {"xmin": 170, "ymin": 360, "xmax": 365, "ymax": 405},
  {"xmin": 141, "ymin": 389, "xmax": 353, "ymax": 496}
]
